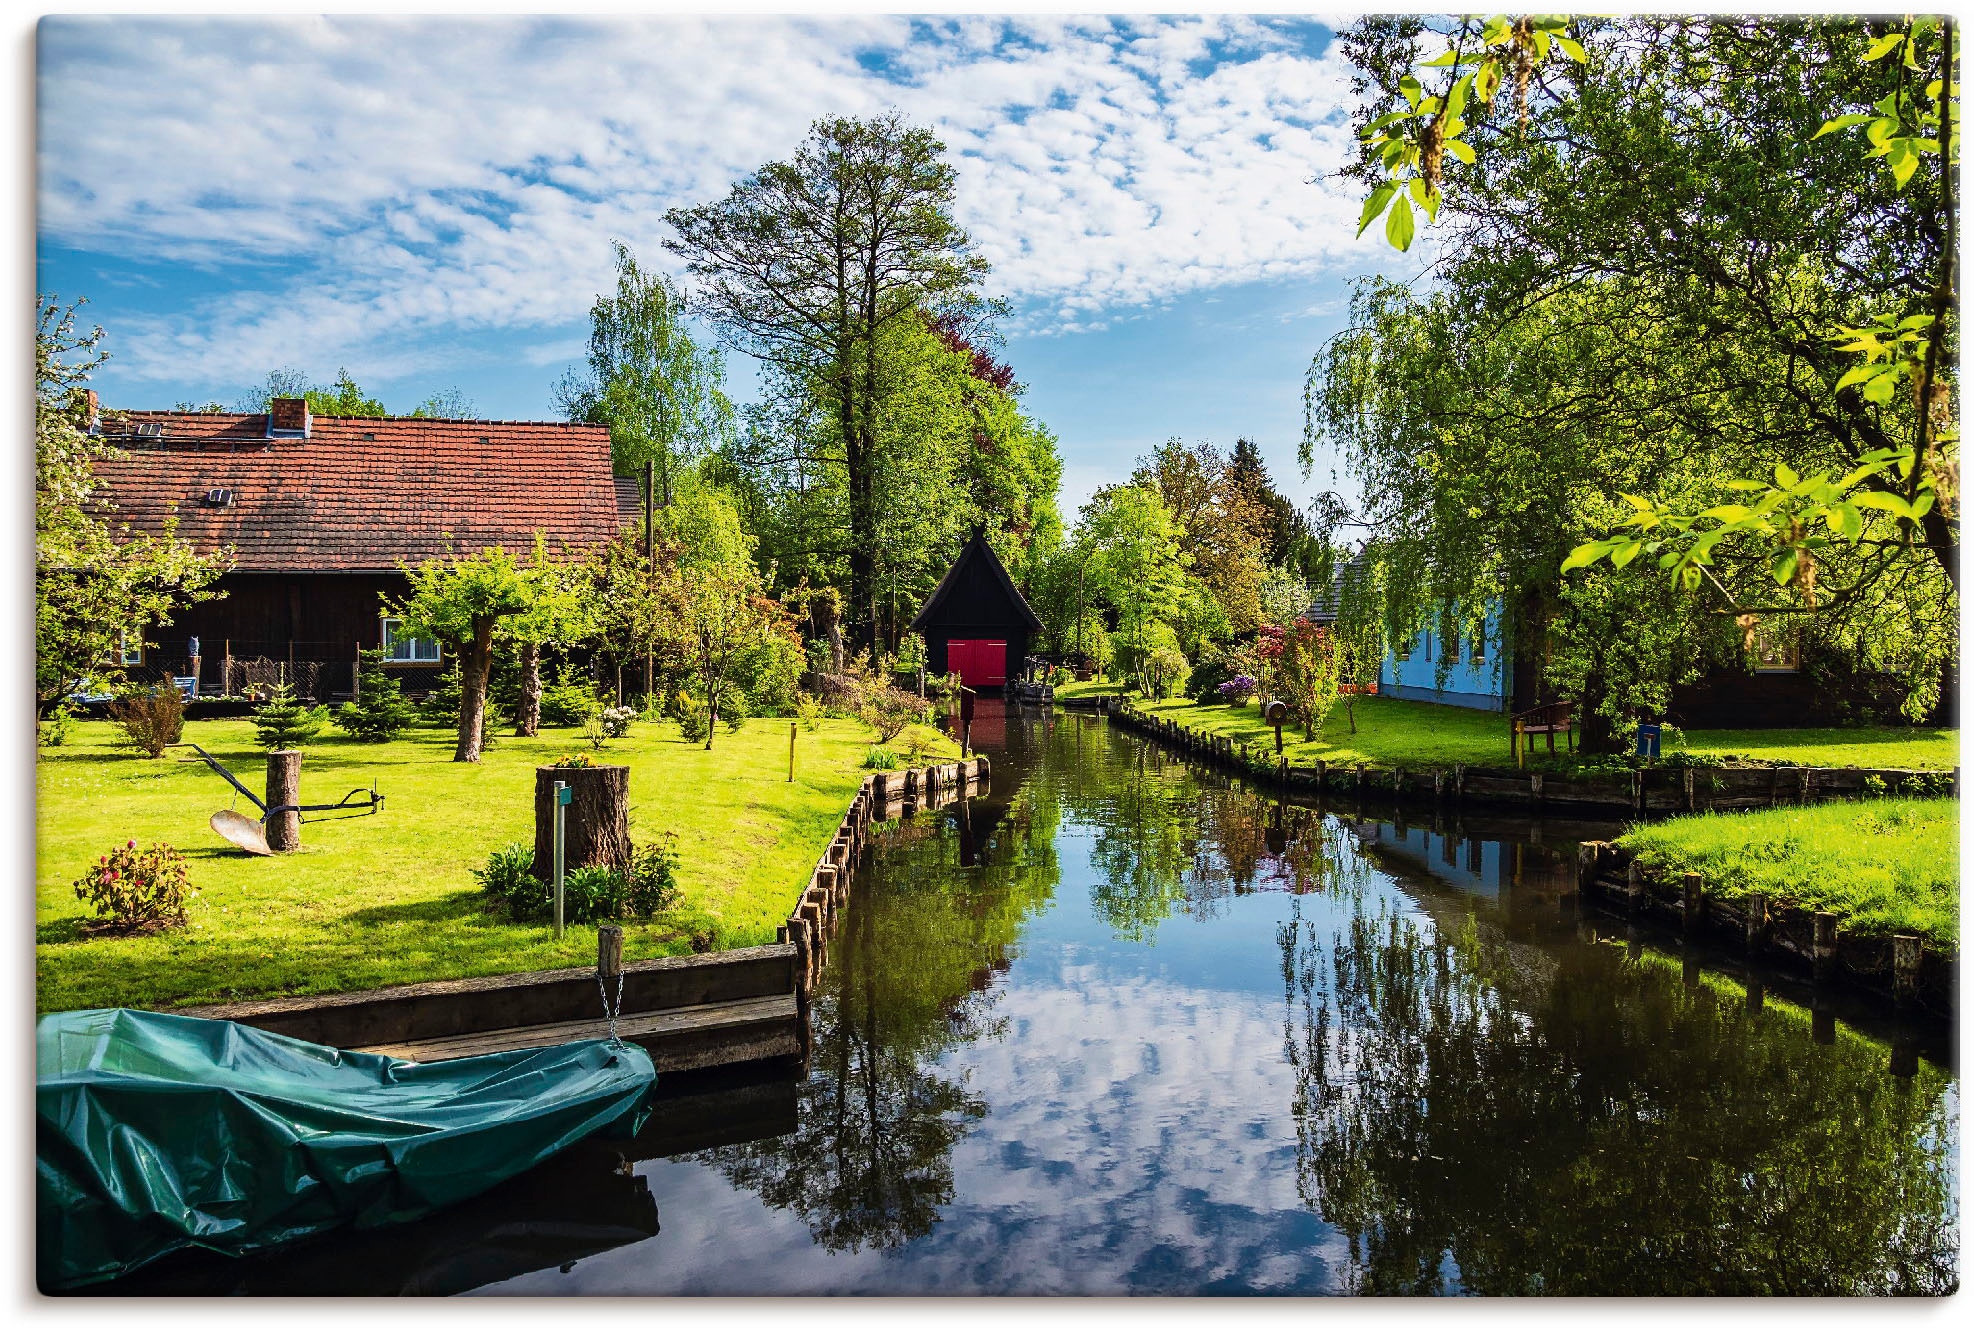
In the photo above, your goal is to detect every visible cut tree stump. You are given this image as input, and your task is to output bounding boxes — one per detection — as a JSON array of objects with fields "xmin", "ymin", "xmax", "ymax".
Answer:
[{"xmin": 534, "ymin": 765, "xmax": 632, "ymax": 880}]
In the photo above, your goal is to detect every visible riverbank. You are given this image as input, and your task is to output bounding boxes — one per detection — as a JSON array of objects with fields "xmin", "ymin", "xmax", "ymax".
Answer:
[
  {"xmin": 1059, "ymin": 688, "xmax": 1959, "ymax": 772},
  {"xmin": 1615, "ymin": 799, "xmax": 1959, "ymax": 948},
  {"xmin": 36, "ymin": 716, "xmax": 957, "ymax": 1012}
]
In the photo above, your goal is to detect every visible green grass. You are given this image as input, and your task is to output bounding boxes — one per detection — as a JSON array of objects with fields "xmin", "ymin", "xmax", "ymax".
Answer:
[
  {"xmin": 1616, "ymin": 799, "xmax": 1960, "ymax": 948},
  {"xmin": 37, "ymin": 715, "xmax": 955, "ymax": 1013},
  {"xmin": 1101, "ymin": 692, "xmax": 1957, "ymax": 772}
]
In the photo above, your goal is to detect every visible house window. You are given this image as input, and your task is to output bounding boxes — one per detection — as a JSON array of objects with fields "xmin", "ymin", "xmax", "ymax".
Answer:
[
  {"xmin": 117, "ymin": 630, "xmax": 143, "ymax": 666},
  {"xmin": 381, "ymin": 617, "xmax": 441, "ymax": 663},
  {"xmin": 1471, "ymin": 626, "xmax": 1485, "ymax": 664},
  {"xmin": 1442, "ymin": 623, "xmax": 1461, "ymax": 666},
  {"xmin": 1396, "ymin": 635, "xmax": 1416, "ymax": 662}
]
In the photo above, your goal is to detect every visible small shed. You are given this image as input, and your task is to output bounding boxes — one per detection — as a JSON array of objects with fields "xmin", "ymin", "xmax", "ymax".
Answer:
[{"xmin": 910, "ymin": 529, "xmax": 1042, "ymax": 690}]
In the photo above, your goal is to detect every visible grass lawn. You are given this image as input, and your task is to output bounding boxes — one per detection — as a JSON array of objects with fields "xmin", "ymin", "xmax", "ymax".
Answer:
[
  {"xmin": 37, "ymin": 714, "xmax": 955, "ymax": 1013},
  {"xmin": 1094, "ymin": 691, "xmax": 1958, "ymax": 772},
  {"xmin": 1616, "ymin": 799, "xmax": 1960, "ymax": 947}
]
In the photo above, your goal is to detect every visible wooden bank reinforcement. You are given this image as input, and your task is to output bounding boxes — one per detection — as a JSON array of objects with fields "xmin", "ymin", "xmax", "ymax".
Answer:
[{"xmin": 182, "ymin": 755, "xmax": 992, "ymax": 1072}]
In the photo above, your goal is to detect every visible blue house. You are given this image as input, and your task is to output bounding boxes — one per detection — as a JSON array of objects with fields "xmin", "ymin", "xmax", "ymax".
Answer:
[{"xmin": 1379, "ymin": 606, "xmax": 1509, "ymax": 712}]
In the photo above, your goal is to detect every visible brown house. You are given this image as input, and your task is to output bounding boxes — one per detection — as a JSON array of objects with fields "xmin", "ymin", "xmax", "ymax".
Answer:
[{"xmin": 89, "ymin": 397, "xmax": 624, "ymax": 700}]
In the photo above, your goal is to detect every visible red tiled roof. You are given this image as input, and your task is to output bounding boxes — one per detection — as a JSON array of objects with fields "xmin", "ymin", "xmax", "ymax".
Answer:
[{"xmin": 89, "ymin": 411, "xmax": 622, "ymax": 573}]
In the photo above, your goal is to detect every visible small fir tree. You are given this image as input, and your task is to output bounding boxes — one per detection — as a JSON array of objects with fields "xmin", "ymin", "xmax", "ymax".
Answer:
[
  {"xmin": 253, "ymin": 682, "xmax": 328, "ymax": 750},
  {"xmin": 335, "ymin": 648, "xmax": 417, "ymax": 742}
]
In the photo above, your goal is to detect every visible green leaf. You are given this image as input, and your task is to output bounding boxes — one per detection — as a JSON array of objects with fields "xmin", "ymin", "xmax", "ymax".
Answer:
[
  {"xmin": 1851, "ymin": 491, "xmax": 1910, "ymax": 515},
  {"xmin": 1610, "ymin": 540, "xmax": 1643, "ymax": 569},
  {"xmin": 1835, "ymin": 362, "xmax": 1889, "ymax": 392},
  {"xmin": 1771, "ymin": 547, "xmax": 1799, "ymax": 587},
  {"xmin": 1725, "ymin": 478, "xmax": 1767, "ymax": 491},
  {"xmin": 1888, "ymin": 140, "xmax": 1922, "ymax": 187},
  {"xmin": 1385, "ymin": 192, "xmax": 1416, "ymax": 251},
  {"xmin": 1839, "ymin": 503, "xmax": 1864, "ymax": 540},
  {"xmin": 1357, "ymin": 182, "xmax": 1398, "ymax": 238},
  {"xmin": 1773, "ymin": 462, "xmax": 1799, "ymax": 490},
  {"xmin": 1399, "ymin": 75, "xmax": 1423, "ymax": 109},
  {"xmin": 1863, "ymin": 32, "xmax": 1906, "ymax": 62},
  {"xmin": 1445, "ymin": 75, "xmax": 1471, "ymax": 122},
  {"xmin": 1910, "ymin": 491, "xmax": 1935, "ymax": 518},
  {"xmin": 1680, "ymin": 565, "xmax": 1702, "ymax": 592},
  {"xmin": 1699, "ymin": 504, "xmax": 1750, "ymax": 524},
  {"xmin": 1560, "ymin": 542, "xmax": 1607, "ymax": 572},
  {"xmin": 1421, "ymin": 50, "xmax": 1461, "ymax": 68},
  {"xmin": 1863, "ymin": 371, "xmax": 1899, "ymax": 405},
  {"xmin": 1620, "ymin": 493, "xmax": 1655, "ymax": 511},
  {"xmin": 1446, "ymin": 137, "xmax": 1476, "ymax": 165},
  {"xmin": 1812, "ymin": 112, "xmax": 1879, "ymax": 139},
  {"xmin": 1554, "ymin": 35, "xmax": 1586, "ymax": 62}
]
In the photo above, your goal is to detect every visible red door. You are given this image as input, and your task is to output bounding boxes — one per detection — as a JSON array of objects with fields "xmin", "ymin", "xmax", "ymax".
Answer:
[{"xmin": 947, "ymin": 639, "xmax": 1006, "ymax": 688}]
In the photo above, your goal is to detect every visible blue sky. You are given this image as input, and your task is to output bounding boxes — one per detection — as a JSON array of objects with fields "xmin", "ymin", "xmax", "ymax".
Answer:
[{"xmin": 36, "ymin": 12, "xmax": 1423, "ymax": 516}]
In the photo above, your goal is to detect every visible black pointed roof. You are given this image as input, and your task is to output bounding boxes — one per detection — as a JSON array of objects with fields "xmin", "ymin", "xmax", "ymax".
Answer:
[{"xmin": 910, "ymin": 527, "xmax": 1043, "ymax": 633}]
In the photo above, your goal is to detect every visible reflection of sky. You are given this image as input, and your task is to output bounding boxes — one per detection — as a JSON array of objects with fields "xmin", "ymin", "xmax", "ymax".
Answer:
[{"xmin": 481, "ymin": 838, "xmax": 1428, "ymax": 1295}]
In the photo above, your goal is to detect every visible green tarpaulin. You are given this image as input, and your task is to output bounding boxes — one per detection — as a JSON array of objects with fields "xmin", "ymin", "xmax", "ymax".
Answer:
[{"xmin": 37, "ymin": 1007, "xmax": 656, "ymax": 1290}]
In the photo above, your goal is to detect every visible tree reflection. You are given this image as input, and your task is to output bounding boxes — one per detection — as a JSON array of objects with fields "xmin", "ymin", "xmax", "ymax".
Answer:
[
  {"xmin": 1280, "ymin": 896, "xmax": 1959, "ymax": 1294},
  {"xmin": 711, "ymin": 783, "xmax": 1060, "ymax": 1253}
]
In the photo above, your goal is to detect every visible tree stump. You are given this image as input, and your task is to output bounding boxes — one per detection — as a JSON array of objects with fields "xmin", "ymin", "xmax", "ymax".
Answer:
[
  {"xmin": 265, "ymin": 751, "xmax": 302, "ymax": 853},
  {"xmin": 534, "ymin": 765, "xmax": 632, "ymax": 880}
]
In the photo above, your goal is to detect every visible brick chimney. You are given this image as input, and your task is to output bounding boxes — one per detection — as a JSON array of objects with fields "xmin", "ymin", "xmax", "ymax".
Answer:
[
  {"xmin": 82, "ymin": 389, "xmax": 100, "ymax": 434},
  {"xmin": 266, "ymin": 397, "xmax": 311, "ymax": 438}
]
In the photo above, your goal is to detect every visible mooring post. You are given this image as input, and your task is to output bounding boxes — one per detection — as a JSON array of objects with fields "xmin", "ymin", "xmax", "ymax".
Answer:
[
  {"xmin": 552, "ymin": 779, "xmax": 569, "ymax": 940},
  {"xmin": 1625, "ymin": 859, "xmax": 1645, "ymax": 916},
  {"xmin": 1683, "ymin": 767, "xmax": 1697, "ymax": 813},
  {"xmin": 597, "ymin": 925, "xmax": 623, "ymax": 982},
  {"xmin": 1812, "ymin": 911, "xmax": 1839, "ymax": 984},
  {"xmin": 1574, "ymin": 842, "xmax": 1599, "ymax": 897},
  {"xmin": 788, "ymin": 721, "xmax": 797, "ymax": 782},
  {"xmin": 1315, "ymin": 759, "xmax": 1328, "ymax": 790},
  {"xmin": 1745, "ymin": 973, "xmax": 1764, "ymax": 1014},
  {"xmin": 1893, "ymin": 934, "xmax": 1922, "ymax": 1012},
  {"xmin": 1529, "ymin": 772, "xmax": 1543, "ymax": 806},
  {"xmin": 1746, "ymin": 892, "xmax": 1769, "ymax": 952},
  {"xmin": 265, "ymin": 750, "xmax": 302, "ymax": 853},
  {"xmin": 1681, "ymin": 872, "xmax": 1704, "ymax": 937}
]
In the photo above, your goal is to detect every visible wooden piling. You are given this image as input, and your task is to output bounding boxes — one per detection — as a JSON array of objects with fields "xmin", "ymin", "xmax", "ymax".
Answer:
[
  {"xmin": 597, "ymin": 925, "xmax": 624, "ymax": 981},
  {"xmin": 265, "ymin": 750, "xmax": 301, "ymax": 853},
  {"xmin": 1574, "ymin": 842, "xmax": 1600, "ymax": 895},
  {"xmin": 1529, "ymin": 772, "xmax": 1543, "ymax": 806},
  {"xmin": 1681, "ymin": 872, "xmax": 1704, "ymax": 936},
  {"xmin": 1624, "ymin": 859, "xmax": 1645, "ymax": 916},
  {"xmin": 1745, "ymin": 892, "xmax": 1768, "ymax": 951},
  {"xmin": 1893, "ymin": 934, "xmax": 1922, "ymax": 1011},
  {"xmin": 1812, "ymin": 911, "xmax": 1839, "ymax": 983}
]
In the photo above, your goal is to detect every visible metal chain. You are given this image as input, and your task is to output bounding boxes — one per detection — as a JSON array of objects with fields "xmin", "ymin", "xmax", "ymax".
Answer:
[{"xmin": 595, "ymin": 969, "xmax": 626, "ymax": 1046}]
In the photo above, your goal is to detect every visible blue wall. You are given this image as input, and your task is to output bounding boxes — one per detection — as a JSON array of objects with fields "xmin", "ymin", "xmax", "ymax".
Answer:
[{"xmin": 1380, "ymin": 606, "xmax": 1507, "ymax": 712}]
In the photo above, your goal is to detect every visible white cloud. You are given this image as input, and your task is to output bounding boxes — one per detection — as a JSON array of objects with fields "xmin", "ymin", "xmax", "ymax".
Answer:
[{"xmin": 38, "ymin": 14, "xmax": 1367, "ymax": 384}]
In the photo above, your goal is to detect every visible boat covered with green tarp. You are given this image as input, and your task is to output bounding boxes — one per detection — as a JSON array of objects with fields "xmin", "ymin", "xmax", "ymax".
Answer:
[{"xmin": 37, "ymin": 1006, "xmax": 657, "ymax": 1290}]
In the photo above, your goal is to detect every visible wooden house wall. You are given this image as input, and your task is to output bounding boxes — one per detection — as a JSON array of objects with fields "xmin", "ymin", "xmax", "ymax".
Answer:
[{"xmin": 916, "ymin": 554, "xmax": 1033, "ymax": 683}]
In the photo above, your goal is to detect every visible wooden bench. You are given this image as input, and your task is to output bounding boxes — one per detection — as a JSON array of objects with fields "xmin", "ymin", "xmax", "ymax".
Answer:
[{"xmin": 1512, "ymin": 701, "xmax": 1575, "ymax": 765}]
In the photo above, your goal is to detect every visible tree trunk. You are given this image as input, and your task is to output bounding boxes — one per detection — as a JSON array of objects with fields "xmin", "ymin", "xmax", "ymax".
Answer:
[
  {"xmin": 454, "ymin": 618, "xmax": 495, "ymax": 762},
  {"xmin": 516, "ymin": 640, "xmax": 542, "ymax": 736},
  {"xmin": 265, "ymin": 750, "xmax": 301, "ymax": 853},
  {"xmin": 533, "ymin": 765, "xmax": 632, "ymax": 880}
]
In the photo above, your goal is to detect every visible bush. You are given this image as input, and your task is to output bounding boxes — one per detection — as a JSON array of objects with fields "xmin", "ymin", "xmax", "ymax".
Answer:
[
  {"xmin": 72, "ymin": 839, "xmax": 192, "ymax": 932},
  {"xmin": 857, "ymin": 684, "xmax": 926, "ymax": 744},
  {"xmin": 899, "ymin": 727, "xmax": 943, "ymax": 764},
  {"xmin": 419, "ymin": 663, "xmax": 463, "ymax": 726},
  {"xmin": 1217, "ymin": 675, "xmax": 1258, "ymax": 705},
  {"xmin": 540, "ymin": 672, "xmax": 605, "ymax": 727},
  {"xmin": 473, "ymin": 839, "xmax": 679, "ymax": 923},
  {"xmin": 863, "ymin": 745, "xmax": 900, "ymax": 770},
  {"xmin": 40, "ymin": 701, "xmax": 79, "ymax": 748},
  {"xmin": 795, "ymin": 694, "xmax": 826, "ymax": 732},
  {"xmin": 737, "ymin": 630, "xmax": 805, "ymax": 716},
  {"xmin": 676, "ymin": 697, "xmax": 711, "ymax": 744},
  {"xmin": 253, "ymin": 682, "xmax": 328, "ymax": 750},
  {"xmin": 1186, "ymin": 657, "xmax": 1233, "ymax": 704},
  {"xmin": 599, "ymin": 704, "xmax": 637, "ymax": 738},
  {"xmin": 719, "ymin": 686, "xmax": 751, "ymax": 732},
  {"xmin": 107, "ymin": 685, "xmax": 186, "ymax": 758},
  {"xmin": 336, "ymin": 648, "xmax": 417, "ymax": 741}
]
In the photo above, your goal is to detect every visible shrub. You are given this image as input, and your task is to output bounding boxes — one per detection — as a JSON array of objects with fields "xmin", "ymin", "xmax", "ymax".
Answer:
[
  {"xmin": 540, "ymin": 673, "xmax": 604, "ymax": 727},
  {"xmin": 863, "ymin": 745, "xmax": 900, "ymax": 770},
  {"xmin": 856, "ymin": 684, "xmax": 926, "ymax": 744},
  {"xmin": 676, "ymin": 697, "xmax": 711, "ymax": 744},
  {"xmin": 626, "ymin": 836, "xmax": 681, "ymax": 916},
  {"xmin": 719, "ymin": 686, "xmax": 750, "ymax": 732},
  {"xmin": 1187, "ymin": 657, "xmax": 1233, "ymax": 704},
  {"xmin": 899, "ymin": 727, "xmax": 942, "ymax": 764},
  {"xmin": 107, "ymin": 685, "xmax": 186, "ymax": 758},
  {"xmin": 40, "ymin": 701, "xmax": 79, "ymax": 748},
  {"xmin": 1217, "ymin": 675, "xmax": 1258, "ymax": 705},
  {"xmin": 418, "ymin": 663, "xmax": 463, "ymax": 726},
  {"xmin": 72, "ymin": 839, "xmax": 192, "ymax": 932},
  {"xmin": 599, "ymin": 704, "xmax": 637, "ymax": 738},
  {"xmin": 473, "ymin": 842, "xmax": 549, "ymax": 920},
  {"xmin": 336, "ymin": 648, "xmax": 418, "ymax": 742},
  {"xmin": 563, "ymin": 864, "xmax": 628, "ymax": 921},
  {"xmin": 253, "ymin": 682, "xmax": 328, "ymax": 750},
  {"xmin": 795, "ymin": 694, "xmax": 826, "ymax": 732},
  {"xmin": 582, "ymin": 712, "xmax": 609, "ymax": 749}
]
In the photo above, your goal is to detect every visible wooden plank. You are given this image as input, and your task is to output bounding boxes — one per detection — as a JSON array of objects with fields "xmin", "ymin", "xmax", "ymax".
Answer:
[{"xmin": 356, "ymin": 993, "xmax": 800, "ymax": 1064}]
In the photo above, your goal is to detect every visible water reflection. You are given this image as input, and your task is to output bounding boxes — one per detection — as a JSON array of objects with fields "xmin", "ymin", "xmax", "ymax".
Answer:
[{"xmin": 108, "ymin": 702, "xmax": 1958, "ymax": 1295}]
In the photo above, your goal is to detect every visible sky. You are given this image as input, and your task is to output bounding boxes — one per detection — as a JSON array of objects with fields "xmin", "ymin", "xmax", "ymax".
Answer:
[{"xmin": 35, "ymin": 11, "xmax": 1429, "ymax": 518}]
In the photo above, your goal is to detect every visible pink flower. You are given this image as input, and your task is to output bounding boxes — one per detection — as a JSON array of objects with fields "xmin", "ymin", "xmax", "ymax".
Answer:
[{"xmin": 127, "ymin": 839, "xmax": 136, "ymax": 848}]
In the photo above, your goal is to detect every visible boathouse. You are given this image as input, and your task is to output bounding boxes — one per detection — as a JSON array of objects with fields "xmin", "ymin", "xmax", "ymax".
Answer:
[
  {"xmin": 87, "ymin": 397, "xmax": 627, "ymax": 700},
  {"xmin": 909, "ymin": 528, "xmax": 1041, "ymax": 690}
]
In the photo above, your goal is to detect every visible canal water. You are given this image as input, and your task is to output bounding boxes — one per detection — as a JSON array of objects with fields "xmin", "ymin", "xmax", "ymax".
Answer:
[{"xmin": 119, "ymin": 702, "xmax": 1958, "ymax": 1295}]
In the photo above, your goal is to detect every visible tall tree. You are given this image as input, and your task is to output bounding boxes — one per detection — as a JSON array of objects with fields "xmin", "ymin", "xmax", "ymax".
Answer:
[
  {"xmin": 387, "ymin": 545, "xmax": 537, "ymax": 761},
  {"xmin": 236, "ymin": 367, "xmax": 387, "ymax": 417},
  {"xmin": 36, "ymin": 296, "xmax": 229, "ymax": 715},
  {"xmin": 665, "ymin": 113, "xmax": 989, "ymax": 650},
  {"xmin": 555, "ymin": 241, "xmax": 735, "ymax": 497},
  {"xmin": 1130, "ymin": 439, "xmax": 1272, "ymax": 634}
]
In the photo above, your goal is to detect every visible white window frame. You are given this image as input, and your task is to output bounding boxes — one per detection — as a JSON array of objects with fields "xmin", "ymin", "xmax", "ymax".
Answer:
[
  {"xmin": 381, "ymin": 616, "xmax": 442, "ymax": 664},
  {"xmin": 117, "ymin": 630, "xmax": 143, "ymax": 667}
]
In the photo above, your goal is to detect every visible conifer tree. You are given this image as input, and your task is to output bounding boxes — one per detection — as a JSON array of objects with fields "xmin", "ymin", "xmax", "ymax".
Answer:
[
  {"xmin": 253, "ymin": 682, "xmax": 327, "ymax": 750},
  {"xmin": 334, "ymin": 648, "xmax": 417, "ymax": 742}
]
